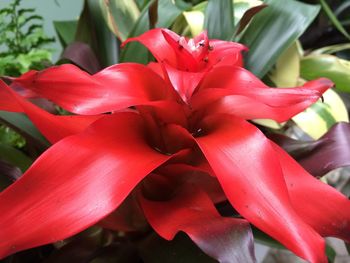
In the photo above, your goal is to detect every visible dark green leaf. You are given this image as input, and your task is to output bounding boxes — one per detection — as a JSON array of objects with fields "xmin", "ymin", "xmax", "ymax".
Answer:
[
  {"xmin": 319, "ymin": 0, "xmax": 350, "ymax": 40},
  {"xmin": 102, "ymin": 0, "xmax": 140, "ymax": 41},
  {"xmin": 53, "ymin": 20, "xmax": 78, "ymax": 48},
  {"xmin": 0, "ymin": 143, "xmax": 32, "ymax": 172},
  {"xmin": 76, "ymin": 0, "xmax": 118, "ymax": 67},
  {"xmin": 234, "ymin": 4, "xmax": 267, "ymax": 36},
  {"xmin": 240, "ymin": 0, "xmax": 320, "ymax": 78},
  {"xmin": 0, "ymin": 111, "xmax": 49, "ymax": 148},
  {"xmin": 204, "ymin": 0, "xmax": 233, "ymax": 40}
]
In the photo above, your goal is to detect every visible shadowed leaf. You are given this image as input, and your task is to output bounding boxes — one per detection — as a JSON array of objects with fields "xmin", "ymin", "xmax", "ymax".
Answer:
[
  {"xmin": 240, "ymin": 0, "xmax": 320, "ymax": 78},
  {"xmin": 61, "ymin": 42, "xmax": 101, "ymax": 74},
  {"xmin": 269, "ymin": 122, "xmax": 350, "ymax": 177}
]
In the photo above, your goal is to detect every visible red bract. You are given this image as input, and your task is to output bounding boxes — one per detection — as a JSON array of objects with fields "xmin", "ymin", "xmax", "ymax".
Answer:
[{"xmin": 0, "ymin": 29, "xmax": 348, "ymax": 263}]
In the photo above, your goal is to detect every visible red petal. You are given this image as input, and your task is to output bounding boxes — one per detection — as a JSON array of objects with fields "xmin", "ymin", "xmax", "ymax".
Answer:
[
  {"xmin": 195, "ymin": 114, "xmax": 327, "ymax": 263},
  {"xmin": 207, "ymin": 40, "xmax": 247, "ymax": 68},
  {"xmin": 0, "ymin": 82, "xmax": 22, "ymax": 112},
  {"xmin": 0, "ymin": 112, "xmax": 170, "ymax": 258},
  {"xmin": 163, "ymin": 63, "xmax": 206, "ymax": 103},
  {"xmin": 0, "ymin": 80, "xmax": 100, "ymax": 143},
  {"xmin": 272, "ymin": 142, "xmax": 350, "ymax": 242},
  {"xmin": 139, "ymin": 184, "xmax": 255, "ymax": 263},
  {"xmin": 14, "ymin": 63, "xmax": 173, "ymax": 115},
  {"xmin": 194, "ymin": 91, "xmax": 325, "ymax": 122},
  {"xmin": 123, "ymin": 28, "xmax": 178, "ymax": 66},
  {"xmin": 192, "ymin": 67, "xmax": 332, "ymax": 122}
]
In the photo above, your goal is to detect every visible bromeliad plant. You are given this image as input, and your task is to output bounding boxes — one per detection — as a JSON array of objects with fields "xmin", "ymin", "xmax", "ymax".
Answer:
[{"xmin": 0, "ymin": 28, "xmax": 350, "ymax": 263}]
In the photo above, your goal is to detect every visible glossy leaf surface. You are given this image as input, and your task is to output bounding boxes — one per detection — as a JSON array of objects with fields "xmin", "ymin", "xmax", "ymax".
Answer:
[
  {"xmin": 240, "ymin": 0, "xmax": 320, "ymax": 77},
  {"xmin": 270, "ymin": 122, "xmax": 350, "ymax": 177},
  {"xmin": 195, "ymin": 114, "xmax": 326, "ymax": 263},
  {"xmin": 204, "ymin": 0, "xmax": 234, "ymax": 40}
]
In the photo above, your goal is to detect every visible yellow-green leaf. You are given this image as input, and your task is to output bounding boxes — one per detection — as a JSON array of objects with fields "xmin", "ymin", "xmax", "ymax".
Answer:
[
  {"xmin": 301, "ymin": 54, "xmax": 350, "ymax": 93},
  {"xmin": 269, "ymin": 42, "xmax": 301, "ymax": 87},
  {"xmin": 292, "ymin": 89, "xmax": 349, "ymax": 139}
]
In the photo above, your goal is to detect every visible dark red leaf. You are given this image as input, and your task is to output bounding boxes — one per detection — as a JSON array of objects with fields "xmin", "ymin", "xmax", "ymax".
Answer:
[
  {"xmin": 269, "ymin": 122, "xmax": 350, "ymax": 177},
  {"xmin": 61, "ymin": 41, "xmax": 101, "ymax": 74},
  {"xmin": 139, "ymin": 184, "xmax": 255, "ymax": 263}
]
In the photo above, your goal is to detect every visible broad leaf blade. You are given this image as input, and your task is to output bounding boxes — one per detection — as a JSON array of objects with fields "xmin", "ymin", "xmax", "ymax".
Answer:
[
  {"xmin": 60, "ymin": 42, "xmax": 101, "ymax": 74},
  {"xmin": 76, "ymin": 0, "xmax": 118, "ymax": 67},
  {"xmin": 269, "ymin": 122, "xmax": 350, "ymax": 177},
  {"xmin": 0, "ymin": 111, "xmax": 49, "ymax": 148},
  {"xmin": 204, "ymin": 0, "xmax": 234, "ymax": 40},
  {"xmin": 101, "ymin": 0, "xmax": 140, "ymax": 41},
  {"xmin": 301, "ymin": 54, "xmax": 350, "ymax": 93},
  {"xmin": 0, "ymin": 143, "xmax": 32, "ymax": 172},
  {"xmin": 53, "ymin": 20, "xmax": 78, "ymax": 48},
  {"xmin": 240, "ymin": 0, "xmax": 320, "ymax": 78}
]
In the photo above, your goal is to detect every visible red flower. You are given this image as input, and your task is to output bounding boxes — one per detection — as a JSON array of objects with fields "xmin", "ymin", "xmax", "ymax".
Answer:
[{"xmin": 0, "ymin": 29, "xmax": 348, "ymax": 263}]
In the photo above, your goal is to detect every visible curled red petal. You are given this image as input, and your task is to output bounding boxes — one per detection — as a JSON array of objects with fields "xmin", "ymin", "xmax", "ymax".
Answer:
[
  {"xmin": 271, "ymin": 142, "xmax": 350, "ymax": 242},
  {"xmin": 192, "ymin": 66, "xmax": 332, "ymax": 121},
  {"xmin": 0, "ymin": 112, "xmax": 170, "ymax": 258},
  {"xmin": 194, "ymin": 91, "xmax": 325, "ymax": 122},
  {"xmin": 207, "ymin": 40, "xmax": 247, "ymax": 68},
  {"xmin": 0, "ymin": 80, "xmax": 100, "ymax": 143},
  {"xmin": 195, "ymin": 114, "xmax": 327, "ymax": 263},
  {"xmin": 14, "ymin": 63, "xmax": 174, "ymax": 115},
  {"xmin": 123, "ymin": 28, "xmax": 178, "ymax": 66},
  {"xmin": 163, "ymin": 63, "xmax": 206, "ymax": 103},
  {"xmin": 198, "ymin": 66, "xmax": 332, "ymax": 104},
  {"xmin": 139, "ymin": 184, "xmax": 255, "ymax": 263}
]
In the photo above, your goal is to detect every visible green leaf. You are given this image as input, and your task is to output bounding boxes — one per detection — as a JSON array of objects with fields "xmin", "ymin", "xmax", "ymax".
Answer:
[
  {"xmin": 53, "ymin": 20, "xmax": 78, "ymax": 48},
  {"xmin": 301, "ymin": 54, "xmax": 350, "ymax": 93},
  {"xmin": 101, "ymin": 0, "xmax": 140, "ymax": 41},
  {"xmin": 239, "ymin": 0, "xmax": 320, "ymax": 78},
  {"xmin": 0, "ymin": 125, "xmax": 25, "ymax": 148},
  {"xmin": 319, "ymin": 0, "xmax": 350, "ymax": 41},
  {"xmin": 0, "ymin": 143, "xmax": 32, "ymax": 172},
  {"xmin": 75, "ymin": 0, "xmax": 118, "ymax": 67},
  {"xmin": 269, "ymin": 42, "xmax": 301, "ymax": 87},
  {"xmin": 203, "ymin": 0, "xmax": 233, "ymax": 40},
  {"xmin": 119, "ymin": 0, "xmax": 155, "ymax": 64},
  {"xmin": 183, "ymin": 10, "xmax": 205, "ymax": 37},
  {"xmin": 0, "ymin": 111, "xmax": 49, "ymax": 148}
]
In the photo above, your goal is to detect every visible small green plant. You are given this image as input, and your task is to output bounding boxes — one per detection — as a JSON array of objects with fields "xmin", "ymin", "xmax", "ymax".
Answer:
[{"xmin": 0, "ymin": 0, "xmax": 55, "ymax": 76}]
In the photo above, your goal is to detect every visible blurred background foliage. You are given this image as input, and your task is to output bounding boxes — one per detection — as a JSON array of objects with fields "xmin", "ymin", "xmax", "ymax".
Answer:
[{"xmin": 0, "ymin": 0, "xmax": 350, "ymax": 262}]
